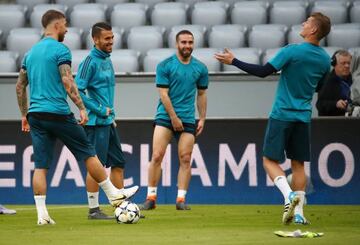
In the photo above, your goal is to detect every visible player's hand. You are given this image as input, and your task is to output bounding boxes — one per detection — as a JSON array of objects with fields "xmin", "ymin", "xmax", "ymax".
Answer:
[
  {"xmin": 106, "ymin": 107, "xmax": 112, "ymax": 116},
  {"xmin": 78, "ymin": 109, "xmax": 88, "ymax": 125},
  {"xmin": 171, "ymin": 116, "xmax": 184, "ymax": 131},
  {"xmin": 21, "ymin": 116, "xmax": 30, "ymax": 132},
  {"xmin": 196, "ymin": 119, "xmax": 205, "ymax": 136},
  {"xmin": 336, "ymin": 99, "xmax": 348, "ymax": 110},
  {"xmin": 214, "ymin": 48, "xmax": 235, "ymax": 65}
]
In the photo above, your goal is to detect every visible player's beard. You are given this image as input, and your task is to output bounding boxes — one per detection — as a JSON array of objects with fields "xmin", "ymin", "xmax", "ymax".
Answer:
[
  {"xmin": 178, "ymin": 47, "xmax": 193, "ymax": 59},
  {"xmin": 58, "ymin": 32, "xmax": 65, "ymax": 42}
]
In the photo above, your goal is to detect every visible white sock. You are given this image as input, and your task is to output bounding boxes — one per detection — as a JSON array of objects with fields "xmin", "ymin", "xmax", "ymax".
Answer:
[
  {"xmin": 98, "ymin": 178, "xmax": 118, "ymax": 200},
  {"xmin": 294, "ymin": 191, "xmax": 306, "ymax": 216},
  {"xmin": 147, "ymin": 187, "xmax": 157, "ymax": 197},
  {"xmin": 177, "ymin": 189, "xmax": 187, "ymax": 199},
  {"xmin": 87, "ymin": 192, "xmax": 99, "ymax": 209},
  {"xmin": 274, "ymin": 176, "xmax": 293, "ymax": 203},
  {"xmin": 34, "ymin": 195, "xmax": 49, "ymax": 219}
]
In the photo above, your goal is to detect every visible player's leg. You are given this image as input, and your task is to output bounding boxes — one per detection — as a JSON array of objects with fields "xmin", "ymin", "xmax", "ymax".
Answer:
[
  {"xmin": 262, "ymin": 118, "xmax": 299, "ymax": 224},
  {"xmin": 287, "ymin": 122, "xmax": 311, "ymax": 225},
  {"xmin": 0, "ymin": 205, "xmax": 16, "ymax": 215},
  {"xmin": 27, "ymin": 115, "xmax": 56, "ymax": 225},
  {"xmin": 176, "ymin": 131, "xmax": 195, "ymax": 210},
  {"xmin": 141, "ymin": 125, "xmax": 173, "ymax": 210},
  {"xmin": 52, "ymin": 116, "xmax": 126, "ymax": 207}
]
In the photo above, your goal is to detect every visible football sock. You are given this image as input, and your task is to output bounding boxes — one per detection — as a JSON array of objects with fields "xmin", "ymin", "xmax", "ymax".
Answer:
[
  {"xmin": 274, "ymin": 176, "xmax": 292, "ymax": 203},
  {"xmin": 87, "ymin": 192, "xmax": 99, "ymax": 209},
  {"xmin": 98, "ymin": 177, "xmax": 119, "ymax": 200},
  {"xmin": 176, "ymin": 189, "xmax": 187, "ymax": 202},
  {"xmin": 147, "ymin": 187, "xmax": 157, "ymax": 200},
  {"xmin": 34, "ymin": 195, "xmax": 49, "ymax": 219},
  {"xmin": 294, "ymin": 191, "xmax": 306, "ymax": 216}
]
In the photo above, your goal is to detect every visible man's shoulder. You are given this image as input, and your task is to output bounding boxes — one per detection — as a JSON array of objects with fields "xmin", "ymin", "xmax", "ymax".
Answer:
[
  {"xmin": 190, "ymin": 56, "xmax": 208, "ymax": 71},
  {"xmin": 159, "ymin": 54, "xmax": 176, "ymax": 67}
]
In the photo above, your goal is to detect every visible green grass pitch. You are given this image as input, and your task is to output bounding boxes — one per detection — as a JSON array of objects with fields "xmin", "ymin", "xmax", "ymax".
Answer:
[{"xmin": 1, "ymin": 205, "xmax": 359, "ymax": 245}]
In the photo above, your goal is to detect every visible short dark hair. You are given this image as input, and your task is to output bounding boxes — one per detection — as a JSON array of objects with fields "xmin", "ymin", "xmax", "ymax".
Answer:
[
  {"xmin": 176, "ymin": 30, "xmax": 193, "ymax": 42},
  {"xmin": 91, "ymin": 22, "xmax": 112, "ymax": 38},
  {"xmin": 41, "ymin": 10, "xmax": 65, "ymax": 28},
  {"xmin": 310, "ymin": 12, "xmax": 331, "ymax": 40}
]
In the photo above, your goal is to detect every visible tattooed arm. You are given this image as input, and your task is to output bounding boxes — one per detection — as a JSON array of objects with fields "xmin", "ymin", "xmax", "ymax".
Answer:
[
  {"xmin": 16, "ymin": 69, "xmax": 30, "ymax": 132},
  {"xmin": 59, "ymin": 64, "xmax": 88, "ymax": 125}
]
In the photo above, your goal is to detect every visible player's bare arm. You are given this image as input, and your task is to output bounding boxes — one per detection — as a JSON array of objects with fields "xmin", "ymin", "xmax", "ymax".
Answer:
[
  {"xmin": 16, "ymin": 69, "xmax": 30, "ymax": 132},
  {"xmin": 158, "ymin": 87, "xmax": 184, "ymax": 131},
  {"xmin": 196, "ymin": 89, "xmax": 207, "ymax": 136},
  {"xmin": 59, "ymin": 64, "xmax": 88, "ymax": 125}
]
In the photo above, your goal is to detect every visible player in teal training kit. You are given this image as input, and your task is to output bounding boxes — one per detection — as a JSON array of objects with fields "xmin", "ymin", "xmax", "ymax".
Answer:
[
  {"xmin": 76, "ymin": 22, "xmax": 139, "ymax": 219},
  {"xmin": 141, "ymin": 30, "xmax": 209, "ymax": 210},
  {"xmin": 215, "ymin": 12, "xmax": 331, "ymax": 225},
  {"xmin": 16, "ymin": 10, "xmax": 135, "ymax": 225}
]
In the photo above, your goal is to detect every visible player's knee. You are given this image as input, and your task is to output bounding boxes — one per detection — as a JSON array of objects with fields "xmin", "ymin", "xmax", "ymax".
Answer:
[
  {"xmin": 179, "ymin": 152, "xmax": 191, "ymax": 165},
  {"xmin": 151, "ymin": 151, "xmax": 165, "ymax": 164}
]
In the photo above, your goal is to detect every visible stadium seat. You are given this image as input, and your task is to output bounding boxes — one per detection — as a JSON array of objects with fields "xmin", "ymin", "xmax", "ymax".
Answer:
[
  {"xmin": 134, "ymin": 0, "xmax": 168, "ymax": 9},
  {"xmin": 30, "ymin": 4, "xmax": 67, "ymax": 28},
  {"xmin": 327, "ymin": 28, "xmax": 360, "ymax": 49},
  {"xmin": 175, "ymin": 0, "xmax": 206, "ymax": 8},
  {"xmin": 111, "ymin": 49, "xmax": 140, "ymax": 73},
  {"xmin": 208, "ymin": 24, "xmax": 247, "ymax": 49},
  {"xmin": 0, "ymin": 51, "xmax": 19, "ymax": 72},
  {"xmin": 143, "ymin": 48, "xmax": 176, "ymax": 72},
  {"xmin": 127, "ymin": 26, "xmax": 165, "ymax": 56},
  {"xmin": 262, "ymin": 48, "xmax": 280, "ymax": 65},
  {"xmin": 111, "ymin": 3, "xmax": 147, "ymax": 33},
  {"xmin": 248, "ymin": 24, "xmax": 288, "ymax": 50},
  {"xmin": 191, "ymin": 1, "xmax": 229, "ymax": 29},
  {"xmin": 0, "ymin": 5, "xmax": 26, "ymax": 46},
  {"xmin": 55, "ymin": 0, "xmax": 89, "ymax": 10},
  {"xmin": 310, "ymin": 1, "xmax": 348, "ymax": 24},
  {"xmin": 95, "ymin": 0, "xmax": 129, "ymax": 8},
  {"xmin": 63, "ymin": 27, "xmax": 83, "ymax": 50},
  {"xmin": 6, "ymin": 28, "xmax": 41, "ymax": 60},
  {"xmin": 269, "ymin": 1, "xmax": 307, "ymax": 26},
  {"xmin": 85, "ymin": 27, "xmax": 124, "ymax": 50},
  {"xmin": 350, "ymin": 1, "xmax": 360, "ymax": 23},
  {"xmin": 192, "ymin": 48, "xmax": 221, "ymax": 72},
  {"xmin": 222, "ymin": 48, "xmax": 262, "ymax": 73},
  {"xmin": 168, "ymin": 25, "xmax": 206, "ymax": 48},
  {"xmin": 287, "ymin": 25, "xmax": 326, "ymax": 46},
  {"xmin": 151, "ymin": 2, "xmax": 188, "ymax": 31},
  {"xmin": 71, "ymin": 49, "xmax": 90, "ymax": 73},
  {"xmin": 231, "ymin": 1, "xmax": 268, "ymax": 27},
  {"xmin": 70, "ymin": 4, "xmax": 106, "ymax": 30},
  {"xmin": 16, "ymin": 0, "xmax": 49, "ymax": 10},
  {"xmin": 323, "ymin": 46, "xmax": 343, "ymax": 58}
]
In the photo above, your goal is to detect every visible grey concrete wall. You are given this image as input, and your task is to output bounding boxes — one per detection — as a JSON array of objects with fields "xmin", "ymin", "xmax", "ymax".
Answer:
[{"xmin": 0, "ymin": 73, "xmax": 319, "ymax": 120}]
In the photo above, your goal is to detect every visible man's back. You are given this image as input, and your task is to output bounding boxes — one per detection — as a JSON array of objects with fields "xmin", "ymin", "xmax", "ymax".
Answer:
[
  {"xmin": 269, "ymin": 43, "xmax": 331, "ymax": 122},
  {"xmin": 23, "ymin": 37, "xmax": 72, "ymax": 115}
]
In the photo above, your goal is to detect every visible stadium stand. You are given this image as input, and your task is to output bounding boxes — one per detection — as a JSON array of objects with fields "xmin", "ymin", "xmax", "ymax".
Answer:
[
  {"xmin": 143, "ymin": 48, "xmax": 175, "ymax": 72},
  {"xmin": 6, "ymin": 28, "xmax": 41, "ymax": 60},
  {"xmin": 0, "ymin": 4, "xmax": 26, "ymax": 46},
  {"xmin": 192, "ymin": 48, "xmax": 221, "ymax": 72},
  {"xmin": 63, "ymin": 27, "xmax": 83, "ymax": 50},
  {"xmin": 208, "ymin": 24, "xmax": 247, "ymax": 48},
  {"xmin": 71, "ymin": 49, "xmax": 89, "ymax": 72},
  {"xmin": 15, "ymin": 0, "xmax": 48, "ymax": 10},
  {"xmin": 262, "ymin": 48, "xmax": 280, "ymax": 64},
  {"xmin": 310, "ymin": 1, "xmax": 348, "ymax": 24},
  {"xmin": 191, "ymin": 1, "xmax": 229, "ymax": 29},
  {"xmin": 327, "ymin": 25, "xmax": 360, "ymax": 49},
  {"xmin": 0, "ymin": 50, "xmax": 18, "ymax": 72},
  {"xmin": 269, "ymin": 1, "xmax": 308, "ymax": 26},
  {"xmin": 151, "ymin": 2, "xmax": 187, "ymax": 31},
  {"xmin": 350, "ymin": 1, "xmax": 360, "ymax": 23},
  {"xmin": 111, "ymin": 3, "xmax": 147, "ymax": 33},
  {"xmin": 231, "ymin": 1, "xmax": 268, "ymax": 27},
  {"xmin": 70, "ymin": 3, "xmax": 106, "ymax": 30},
  {"xmin": 248, "ymin": 24, "xmax": 288, "ymax": 49},
  {"xmin": 55, "ymin": 0, "xmax": 89, "ymax": 11},
  {"xmin": 111, "ymin": 49, "xmax": 140, "ymax": 73},
  {"xmin": 127, "ymin": 25, "xmax": 165, "ymax": 56}
]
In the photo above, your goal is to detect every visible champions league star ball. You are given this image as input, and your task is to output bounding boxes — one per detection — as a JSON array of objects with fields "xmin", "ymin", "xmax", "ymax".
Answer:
[{"xmin": 115, "ymin": 201, "xmax": 141, "ymax": 224}]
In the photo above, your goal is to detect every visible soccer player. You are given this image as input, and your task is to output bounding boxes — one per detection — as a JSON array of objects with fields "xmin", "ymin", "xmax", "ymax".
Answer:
[
  {"xmin": 215, "ymin": 12, "xmax": 331, "ymax": 225},
  {"xmin": 75, "ymin": 22, "xmax": 138, "ymax": 220},
  {"xmin": 140, "ymin": 30, "xmax": 209, "ymax": 210},
  {"xmin": 15, "ymin": 10, "xmax": 136, "ymax": 225}
]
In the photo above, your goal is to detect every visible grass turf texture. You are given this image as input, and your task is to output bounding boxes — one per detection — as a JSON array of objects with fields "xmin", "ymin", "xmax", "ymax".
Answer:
[{"xmin": 1, "ymin": 205, "xmax": 359, "ymax": 245}]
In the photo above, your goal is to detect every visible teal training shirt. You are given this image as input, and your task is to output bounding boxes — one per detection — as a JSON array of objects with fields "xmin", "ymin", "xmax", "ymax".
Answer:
[
  {"xmin": 268, "ymin": 43, "xmax": 330, "ymax": 122},
  {"xmin": 76, "ymin": 47, "xmax": 115, "ymax": 126},
  {"xmin": 155, "ymin": 54, "xmax": 209, "ymax": 124},
  {"xmin": 22, "ymin": 37, "xmax": 72, "ymax": 114}
]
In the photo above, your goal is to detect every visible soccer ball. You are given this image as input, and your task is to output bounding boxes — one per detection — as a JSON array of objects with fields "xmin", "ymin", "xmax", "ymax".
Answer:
[{"xmin": 114, "ymin": 201, "xmax": 141, "ymax": 224}]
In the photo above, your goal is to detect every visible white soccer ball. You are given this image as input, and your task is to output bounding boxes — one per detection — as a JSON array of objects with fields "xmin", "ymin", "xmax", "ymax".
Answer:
[{"xmin": 114, "ymin": 201, "xmax": 141, "ymax": 224}]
